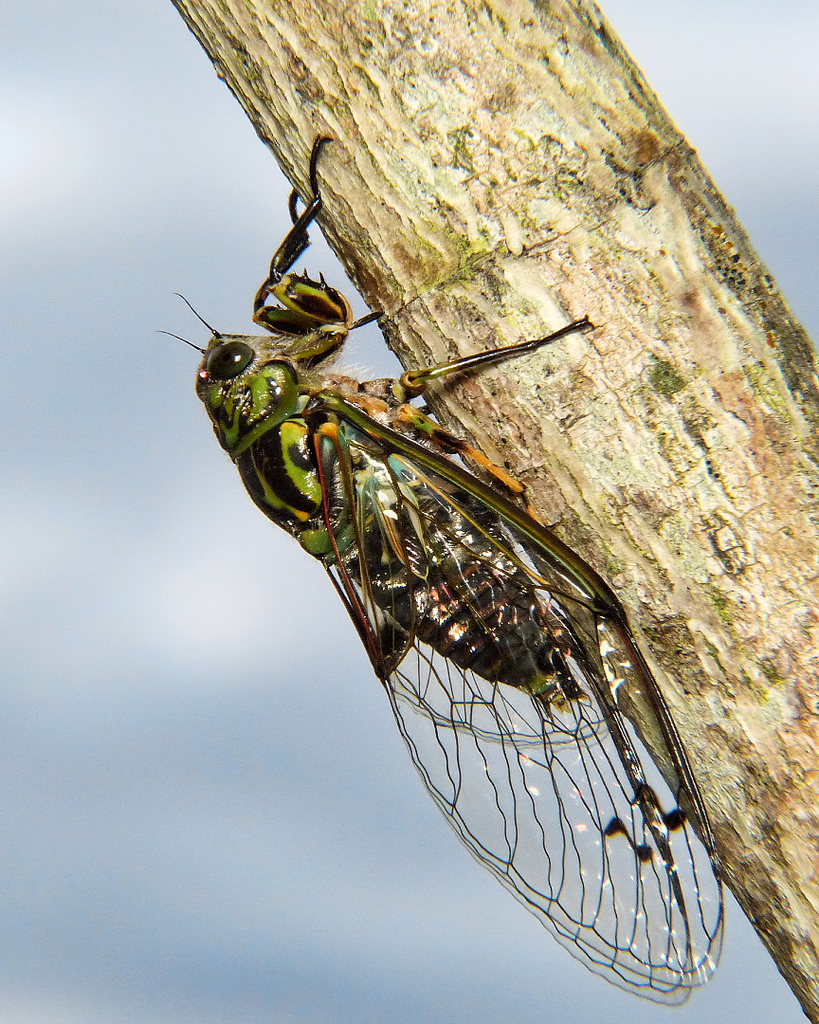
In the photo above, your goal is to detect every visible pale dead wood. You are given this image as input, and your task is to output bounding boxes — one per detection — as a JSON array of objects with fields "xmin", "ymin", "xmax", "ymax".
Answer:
[{"xmin": 170, "ymin": 0, "xmax": 819, "ymax": 1015}]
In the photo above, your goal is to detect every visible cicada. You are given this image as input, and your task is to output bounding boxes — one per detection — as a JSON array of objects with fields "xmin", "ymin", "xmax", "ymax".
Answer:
[{"xmin": 192, "ymin": 138, "xmax": 723, "ymax": 1003}]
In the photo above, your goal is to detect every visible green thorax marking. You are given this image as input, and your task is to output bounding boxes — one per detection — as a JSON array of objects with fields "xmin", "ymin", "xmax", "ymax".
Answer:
[
  {"xmin": 244, "ymin": 417, "xmax": 324, "ymax": 523},
  {"xmin": 204, "ymin": 359, "xmax": 304, "ymax": 458}
]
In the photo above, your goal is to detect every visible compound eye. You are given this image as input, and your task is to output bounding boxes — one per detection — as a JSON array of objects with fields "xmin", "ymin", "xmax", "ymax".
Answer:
[{"xmin": 205, "ymin": 341, "xmax": 254, "ymax": 380}]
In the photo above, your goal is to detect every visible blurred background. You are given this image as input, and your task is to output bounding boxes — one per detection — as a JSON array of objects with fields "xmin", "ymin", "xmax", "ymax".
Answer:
[{"xmin": 1, "ymin": 1, "xmax": 815, "ymax": 1021}]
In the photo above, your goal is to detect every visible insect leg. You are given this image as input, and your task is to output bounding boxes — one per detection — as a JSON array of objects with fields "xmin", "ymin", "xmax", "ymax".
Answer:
[
  {"xmin": 392, "ymin": 403, "xmax": 526, "ymax": 494},
  {"xmin": 253, "ymin": 137, "xmax": 333, "ymax": 315},
  {"xmin": 397, "ymin": 317, "xmax": 595, "ymax": 399}
]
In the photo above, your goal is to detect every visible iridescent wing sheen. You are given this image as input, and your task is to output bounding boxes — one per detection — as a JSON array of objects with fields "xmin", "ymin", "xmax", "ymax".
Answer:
[{"xmin": 313, "ymin": 409, "xmax": 724, "ymax": 1004}]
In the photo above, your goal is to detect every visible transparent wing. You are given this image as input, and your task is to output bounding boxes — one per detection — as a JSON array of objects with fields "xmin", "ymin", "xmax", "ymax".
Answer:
[
  {"xmin": 387, "ymin": 649, "xmax": 722, "ymax": 1002},
  {"xmin": 315, "ymin": 415, "xmax": 724, "ymax": 1003}
]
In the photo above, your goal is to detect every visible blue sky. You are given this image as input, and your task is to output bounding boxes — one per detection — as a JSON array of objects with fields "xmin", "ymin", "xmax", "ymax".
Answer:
[{"xmin": 0, "ymin": 1, "xmax": 815, "ymax": 1021}]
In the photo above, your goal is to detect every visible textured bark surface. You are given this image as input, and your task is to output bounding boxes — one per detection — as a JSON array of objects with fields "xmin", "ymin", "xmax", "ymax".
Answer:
[{"xmin": 171, "ymin": 0, "xmax": 819, "ymax": 1015}]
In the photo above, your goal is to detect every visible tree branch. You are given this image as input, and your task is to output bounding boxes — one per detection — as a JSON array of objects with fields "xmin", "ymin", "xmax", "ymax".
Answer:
[{"xmin": 170, "ymin": 0, "xmax": 819, "ymax": 1015}]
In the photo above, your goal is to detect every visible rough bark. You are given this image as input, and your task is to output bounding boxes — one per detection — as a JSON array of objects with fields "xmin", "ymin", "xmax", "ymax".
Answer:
[{"xmin": 170, "ymin": 0, "xmax": 819, "ymax": 1015}]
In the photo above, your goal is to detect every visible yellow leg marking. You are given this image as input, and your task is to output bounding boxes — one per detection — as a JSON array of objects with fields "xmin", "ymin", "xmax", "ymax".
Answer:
[
  {"xmin": 457, "ymin": 443, "xmax": 525, "ymax": 494},
  {"xmin": 393, "ymin": 404, "xmax": 525, "ymax": 495}
]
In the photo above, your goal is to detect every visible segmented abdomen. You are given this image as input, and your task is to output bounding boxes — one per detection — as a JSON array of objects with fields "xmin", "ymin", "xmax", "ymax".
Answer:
[{"xmin": 336, "ymin": 439, "xmax": 584, "ymax": 695}]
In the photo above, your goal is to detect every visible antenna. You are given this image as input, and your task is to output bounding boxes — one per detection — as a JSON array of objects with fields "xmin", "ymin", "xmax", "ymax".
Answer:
[
  {"xmin": 173, "ymin": 293, "xmax": 221, "ymax": 337},
  {"xmin": 156, "ymin": 330, "xmax": 207, "ymax": 354}
]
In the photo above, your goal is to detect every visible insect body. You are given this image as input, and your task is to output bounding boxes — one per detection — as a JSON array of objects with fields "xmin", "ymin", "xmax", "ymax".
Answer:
[{"xmin": 194, "ymin": 139, "xmax": 723, "ymax": 1003}]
